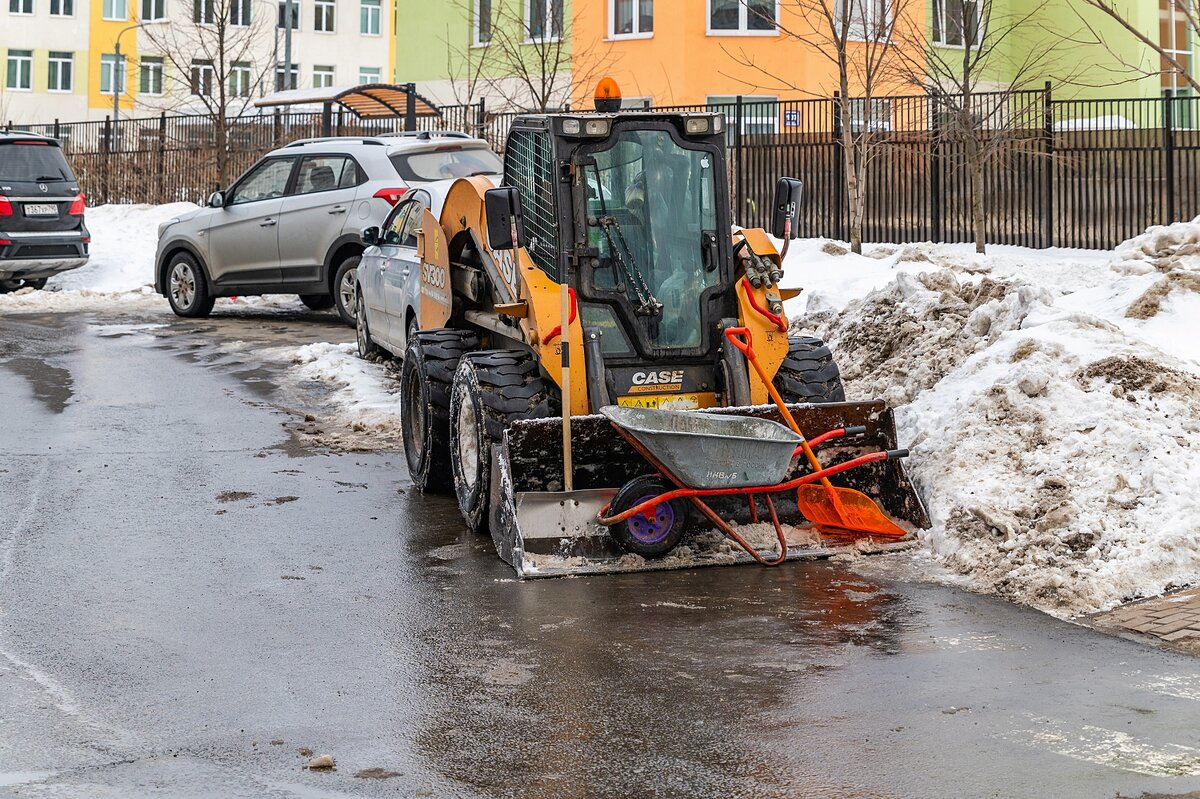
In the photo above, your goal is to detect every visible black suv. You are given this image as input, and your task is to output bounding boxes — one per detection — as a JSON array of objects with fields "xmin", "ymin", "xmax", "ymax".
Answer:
[{"xmin": 0, "ymin": 132, "xmax": 89, "ymax": 292}]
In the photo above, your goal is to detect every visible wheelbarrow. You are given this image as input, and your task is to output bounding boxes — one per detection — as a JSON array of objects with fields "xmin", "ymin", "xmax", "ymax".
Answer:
[{"xmin": 595, "ymin": 328, "xmax": 915, "ymax": 565}]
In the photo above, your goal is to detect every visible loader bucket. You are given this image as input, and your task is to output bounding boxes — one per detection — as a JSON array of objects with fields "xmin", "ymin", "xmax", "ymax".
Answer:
[{"xmin": 487, "ymin": 401, "xmax": 930, "ymax": 578}]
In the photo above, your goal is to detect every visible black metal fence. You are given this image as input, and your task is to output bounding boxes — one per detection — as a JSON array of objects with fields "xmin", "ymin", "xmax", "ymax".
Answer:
[{"xmin": 12, "ymin": 86, "xmax": 1200, "ymax": 249}]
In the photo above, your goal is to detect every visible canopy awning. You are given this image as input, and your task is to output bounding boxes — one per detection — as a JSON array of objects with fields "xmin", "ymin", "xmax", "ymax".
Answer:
[{"xmin": 253, "ymin": 83, "xmax": 441, "ymax": 119}]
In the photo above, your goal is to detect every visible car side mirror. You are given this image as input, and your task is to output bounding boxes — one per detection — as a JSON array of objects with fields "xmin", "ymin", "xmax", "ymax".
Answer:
[
  {"xmin": 362, "ymin": 226, "xmax": 380, "ymax": 246},
  {"xmin": 771, "ymin": 177, "xmax": 803, "ymax": 239},
  {"xmin": 484, "ymin": 187, "xmax": 525, "ymax": 251},
  {"xmin": 208, "ymin": 190, "xmax": 226, "ymax": 209}
]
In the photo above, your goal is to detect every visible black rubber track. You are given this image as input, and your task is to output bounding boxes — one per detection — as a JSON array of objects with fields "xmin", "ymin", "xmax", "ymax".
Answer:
[
  {"xmin": 451, "ymin": 349, "xmax": 551, "ymax": 533},
  {"xmin": 773, "ymin": 336, "xmax": 847, "ymax": 403},
  {"xmin": 402, "ymin": 329, "xmax": 479, "ymax": 492}
]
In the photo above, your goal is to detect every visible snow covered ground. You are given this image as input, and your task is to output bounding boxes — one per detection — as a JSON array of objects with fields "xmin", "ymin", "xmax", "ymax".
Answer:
[
  {"xmin": 783, "ymin": 226, "xmax": 1200, "ymax": 617},
  {"xmin": 0, "ymin": 202, "xmax": 306, "ymax": 314}
]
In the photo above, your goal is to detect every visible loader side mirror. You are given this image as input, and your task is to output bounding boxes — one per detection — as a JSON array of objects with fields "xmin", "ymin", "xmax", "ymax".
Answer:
[
  {"xmin": 361, "ymin": 226, "xmax": 380, "ymax": 246},
  {"xmin": 771, "ymin": 177, "xmax": 803, "ymax": 240},
  {"xmin": 484, "ymin": 187, "xmax": 525, "ymax": 251}
]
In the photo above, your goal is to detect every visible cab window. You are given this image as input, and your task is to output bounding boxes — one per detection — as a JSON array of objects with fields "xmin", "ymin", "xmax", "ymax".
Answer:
[{"xmin": 227, "ymin": 157, "xmax": 294, "ymax": 205}]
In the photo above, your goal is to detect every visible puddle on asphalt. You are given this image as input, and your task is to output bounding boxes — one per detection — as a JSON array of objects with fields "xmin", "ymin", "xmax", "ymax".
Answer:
[{"xmin": 1, "ymin": 357, "xmax": 74, "ymax": 413}]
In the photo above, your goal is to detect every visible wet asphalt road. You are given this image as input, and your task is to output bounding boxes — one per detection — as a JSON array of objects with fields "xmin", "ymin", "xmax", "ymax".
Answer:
[{"xmin": 3, "ymin": 305, "xmax": 1200, "ymax": 799}]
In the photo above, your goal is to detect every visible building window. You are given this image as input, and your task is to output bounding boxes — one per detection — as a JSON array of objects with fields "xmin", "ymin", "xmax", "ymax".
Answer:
[
  {"xmin": 526, "ymin": 0, "xmax": 562, "ymax": 42},
  {"xmin": 48, "ymin": 51, "xmax": 73, "ymax": 91},
  {"xmin": 100, "ymin": 53, "xmax": 126, "ymax": 94},
  {"xmin": 230, "ymin": 0, "xmax": 250, "ymax": 24},
  {"xmin": 314, "ymin": 0, "xmax": 334, "ymax": 31},
  {"xmin": 1162, "ymin": 0, "xmax": 1193, "ymax": 93},
  {"xmin": 836, "ymin": 0, "xmax": 892, "ymax": 41},
  {"xmin": 358, "ymin": 66, "xmax": 380, "ymax": 83},
  {"xmin": 708, "ymin": 0, "xmax": 775, "ymax": 34},
  {"xmin": 849, "ymin": 97, "xmax": 892, "ymax": 132},
  {"xmin": 50, "ymin": 0, "xmax": 73, "ymax": 15},
  {"xmin": 360, "ymin": 0, "xmax": 379, "ymax": 34},
  {"xmin": 475, "ymin": 0, "xmax": 491, "ymax": 44},
  {"xmin": 229, "ymin": 61, "xmax": 251, "ymax": 96},
  {"xmin": 278, "ymin": 0, "xmax": 299, "ymax": 27},
  {"xmin": 102, "ymin": 0, "xmax": 127, "ymax": 18},
  {"xmin": 706, "ymin": 95, "xmax": 778, "ymax": 136},
  {"xmin": 6, "ymin": 50, "xmax": 32, "ymax": 90},
  {"xmin": 312, "ymin": 65, "xmax": 334, "ymax": 87},
  {"xmin": 140, "ymin": 0, "xmax": 164, "ymax": 19},
  {"xmin": 611, "ymin": 0, "xmax": 652, "ymax": 37},
  {"xmin": 9, "ymin": 0, "xmax": 33, "ymax": 15},
  {"xmin": 193, "ymin": 0, "xmax": 213, "ymax": 22},
  {"xmin": 191, "ymin": 59, "xmax": 214, "ymax": 95},
  {"xmin": 275, "ymin": 62, "xmax": 298, "ymax": 90},
  {"xmin": 140, "ymin": 55, "xmax": 164, "ymax": 94},
  {"xmin": 933, "ymin": 0, "xmax": 981, "ymax": 47}
]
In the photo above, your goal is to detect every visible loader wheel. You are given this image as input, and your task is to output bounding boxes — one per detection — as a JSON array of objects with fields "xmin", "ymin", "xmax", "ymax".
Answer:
[
  {"xmin": 608, "ymin": 475, "xmax": 689, "ymax": 559},
  {"xmin": 774, "ymin": 336, "xmax": 846, "ymax": 403},
  {"xmin": 450, "ymin": 350, "xmax": 551, "ymax": 533},
  {"xmin": 401, "ymin": 329, "xmax": 479, "ymax": 493}
]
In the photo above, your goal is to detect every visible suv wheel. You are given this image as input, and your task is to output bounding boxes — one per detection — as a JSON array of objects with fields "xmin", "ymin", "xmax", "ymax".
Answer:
[
  {"xmin": 333, "ymin": 256, "xmax": 360, "ymax": 327},
  {"xmin": 166, "ymin": 252, "xmax": 215, "ymax": 318}
]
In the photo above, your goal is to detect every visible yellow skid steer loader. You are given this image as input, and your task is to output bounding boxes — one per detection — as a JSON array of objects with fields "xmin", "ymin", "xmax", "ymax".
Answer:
[{"xmin": 397, "ymin": 87, "xmax": 928, "ymax": 577}]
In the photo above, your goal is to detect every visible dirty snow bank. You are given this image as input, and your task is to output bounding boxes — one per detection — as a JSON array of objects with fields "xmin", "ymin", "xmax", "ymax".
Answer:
[
  {"xmin": 290, "ymin": 342, "xmax": 400, "ymax": 430},
  {"xmin": 787, "ymin": 229, "xmax": 1200, "ymax": 616}
]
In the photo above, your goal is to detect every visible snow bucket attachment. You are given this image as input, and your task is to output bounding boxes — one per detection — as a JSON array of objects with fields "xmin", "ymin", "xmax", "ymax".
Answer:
[{"xmin": 487, "ymin": 401, "xmax": 930, "ymax": 578}]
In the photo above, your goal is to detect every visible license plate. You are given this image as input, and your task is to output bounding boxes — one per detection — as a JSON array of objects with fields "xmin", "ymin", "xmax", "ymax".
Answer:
[
  {"xmin": 24, "ymin": 203, "xmax": 57, "ymax": 216},
  {"xmin": 617, "ymin": 393, "xmax": 703, "ymax": 410}
]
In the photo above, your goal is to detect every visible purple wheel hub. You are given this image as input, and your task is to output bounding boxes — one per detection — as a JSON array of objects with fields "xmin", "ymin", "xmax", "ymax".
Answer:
[{"xmin": 625, "ymin": 495, "xmax": 675, "ymax": 545}]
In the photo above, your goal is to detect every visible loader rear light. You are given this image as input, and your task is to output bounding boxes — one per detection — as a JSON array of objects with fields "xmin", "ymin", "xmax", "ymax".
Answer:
[
  {"xmin": 68, "ymin": 193, "xmax": 86, "ymax": 216},
  {"xmin": 373, "ymin": 187, "xmax": 408, "ymax": 206},
  {"xmin": 0, "ymin": 196, "xmax": 11, "ymax": 217}
]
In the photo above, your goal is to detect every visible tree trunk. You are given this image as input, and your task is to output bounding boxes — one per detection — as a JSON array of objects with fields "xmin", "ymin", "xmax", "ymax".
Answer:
[{"xmin": 971, "ymin": 157, "xmax": 986, "ymax": 254}]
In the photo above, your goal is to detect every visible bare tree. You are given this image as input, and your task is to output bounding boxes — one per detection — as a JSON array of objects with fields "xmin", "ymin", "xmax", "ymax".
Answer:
[
  {"xmin": 485, "ymin": 0, "xmax": 615, "ymax": 112},
  {"xmin": 724, "ymin": 0, "xmax": 919, "ymax": 253},
  {"xmin": 898, "ymin": 0, "xmax": 1069, "ymax": 253},
  {"xmin": 1073, "ymin": 0, "xmax": 1200, "ymax": 95},
  {"xmin": 441, "ymin": 0, "xmax": 495, "ymax": 110},
  {"xmin": 141, "ymin": 0, "xmax": 277, "ymax": 186}
]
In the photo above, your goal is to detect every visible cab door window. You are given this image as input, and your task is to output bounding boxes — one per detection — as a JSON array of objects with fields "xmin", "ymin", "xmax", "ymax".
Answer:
[{"xmin": 227, "ymin": 157, "xmax": 294, "ymax": 205}]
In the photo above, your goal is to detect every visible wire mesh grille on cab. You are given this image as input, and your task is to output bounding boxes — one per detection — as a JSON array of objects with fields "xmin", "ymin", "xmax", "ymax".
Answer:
[{"xmin": 504, "ymin": 130, "xmax": 559, "ymax": 280}]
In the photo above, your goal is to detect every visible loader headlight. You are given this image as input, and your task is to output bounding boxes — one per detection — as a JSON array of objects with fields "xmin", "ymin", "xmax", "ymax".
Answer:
[
  {"xmin": 558, "ymin": 116, "xmax": 611, "ymax": 137},
  {"xmin": 685, "ymin": 117, "xmax": 711, "ymax": 135}
]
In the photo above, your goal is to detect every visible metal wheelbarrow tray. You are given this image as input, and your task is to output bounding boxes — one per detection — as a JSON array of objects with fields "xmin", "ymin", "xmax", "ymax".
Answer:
[{"xmin": 487, "ymin": 401, "xmax": 931, "ymax": 579}]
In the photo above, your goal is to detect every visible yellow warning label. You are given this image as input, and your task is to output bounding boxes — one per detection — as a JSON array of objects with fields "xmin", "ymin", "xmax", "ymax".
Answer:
[{"xmin": 617, "ymin": 394, "xmax": 703, "ymax": 410}]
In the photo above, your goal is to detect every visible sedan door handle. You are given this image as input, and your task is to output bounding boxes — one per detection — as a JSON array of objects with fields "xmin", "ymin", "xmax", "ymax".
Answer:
[
  {"xmin": 259, "ymin": 218, "xmax": 277, "ymax": 227},
  {"xmin": 328, "ymin": 206, "xmax": 347, "ymax": 215}
]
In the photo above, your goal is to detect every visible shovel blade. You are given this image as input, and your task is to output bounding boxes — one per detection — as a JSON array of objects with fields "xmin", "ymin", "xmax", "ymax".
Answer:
[{"xmin": 795, "ymin": 484, "xmax": 910, "ymax": 538}]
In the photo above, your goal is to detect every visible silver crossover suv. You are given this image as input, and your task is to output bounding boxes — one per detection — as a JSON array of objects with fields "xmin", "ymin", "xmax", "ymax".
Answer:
[{"xmin": 154, "ymin": 131, "xmax": 502, "ymax": 323}]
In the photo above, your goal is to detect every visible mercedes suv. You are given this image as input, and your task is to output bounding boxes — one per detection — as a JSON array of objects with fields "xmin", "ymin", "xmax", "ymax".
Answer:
[
  {"xmin": 154, "ymin": 131, "xmax": 501, "ymax": 324},
  {"xmin": 0, "ymin": 132, "xmax": 89, "ymax": 292}
]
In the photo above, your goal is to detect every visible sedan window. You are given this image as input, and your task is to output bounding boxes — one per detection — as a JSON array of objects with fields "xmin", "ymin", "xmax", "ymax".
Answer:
[
  {"xmin": 228, "ymin": 157, "xmax": 294, "ymax": 205},
  {"xmin": 383, "ymin": 202, "xmax": 412, "ymax": 245},
  {"xmin": 397, "ymin": 197, "xmax": 427, "ymax": 247}
]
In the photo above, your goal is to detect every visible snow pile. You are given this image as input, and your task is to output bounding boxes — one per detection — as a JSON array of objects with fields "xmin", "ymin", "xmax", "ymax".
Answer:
[
  {"xmin": 0, "ymin": 203, "xmax": 194, "ymax": 312},
  {"xmin": 788, "ymin": 233, "xmax": 1200, "ymax": 616},
  {"xmin": 290, "ymin": 342, "xmax": 400, "ymax": 430}
]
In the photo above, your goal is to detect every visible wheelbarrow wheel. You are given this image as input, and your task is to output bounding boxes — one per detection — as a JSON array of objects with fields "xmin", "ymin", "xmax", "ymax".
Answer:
[{"xmin": 608, "ymin": 475, "xmax": 690, "ymax": 559}]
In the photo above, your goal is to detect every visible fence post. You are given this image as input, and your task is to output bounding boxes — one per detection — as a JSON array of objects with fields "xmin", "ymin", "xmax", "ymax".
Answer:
[
  {"xmin": 734, "ymin": 95, "xmax": 744, "ymax": 226},
  {"xmin": 53, "ymin": 118, "xmax": 60, "ymax": 140},
  {"xmin": 1043, "ymin": 81, "xmax": 1054, "ymax": 248},
  {"xmin": 101, "ymin": 116, "xmax": 112, "ymax": 205},
  {"xmin": 155, "ymin": 112, "xmax": 166, "ymax": 203},
  {"xmin": 321, "ymin": 101, "xmax": 332, "ymax": 137},
  {"xmin": 1164, "ymin": 89, "xmax": 1177, "ymax": 222},
  {"xmin": 476, "ymin": 97, "xmax": 485, "ymax": 139},
  {"xmin": 930, "ymin": 94, "xmax": 942, "ymax": 243},
  {"xmin": 273, "ymin": 108, "xmax": 282, "ymax": 148},
  {"xmin": 404, "ymin": 82, "xmax": 417, "ymax": 132},
  {"xmin": 832, "ymin": 92, "xmax": 844, "ymax": 241}
]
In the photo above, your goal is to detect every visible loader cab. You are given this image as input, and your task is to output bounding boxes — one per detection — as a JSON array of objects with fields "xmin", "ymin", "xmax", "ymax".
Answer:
[{"xmin": 501, "ymin": 112, "xmax": 735, "ymax": 365}]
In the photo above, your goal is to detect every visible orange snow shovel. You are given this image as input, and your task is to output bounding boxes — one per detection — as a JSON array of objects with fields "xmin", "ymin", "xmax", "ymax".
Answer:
[{"xmin": 724, "ymin": 328, "xmax": 908, "ymax": 538}]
